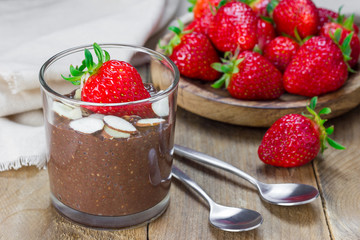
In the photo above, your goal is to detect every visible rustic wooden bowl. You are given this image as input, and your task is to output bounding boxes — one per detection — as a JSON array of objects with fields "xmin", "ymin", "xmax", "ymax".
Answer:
[{"xmin": 153, "ymin": 22, "xmax": 360, "ymax": 127}]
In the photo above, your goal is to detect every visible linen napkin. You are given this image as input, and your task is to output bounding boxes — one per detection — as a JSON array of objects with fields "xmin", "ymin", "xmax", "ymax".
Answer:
[{"xmin": 0, "ymin": 0, "xmax": 180, "ymax": 171}]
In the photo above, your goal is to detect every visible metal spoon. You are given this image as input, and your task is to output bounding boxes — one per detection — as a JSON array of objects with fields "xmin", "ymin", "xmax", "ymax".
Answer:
[
  {"xmin": 172, "ymin": 165, "xmax": 263, "ymax": 232},
  {"xmin": 174, "ymin": 145, "xmax": 319, "ymax": 206}
]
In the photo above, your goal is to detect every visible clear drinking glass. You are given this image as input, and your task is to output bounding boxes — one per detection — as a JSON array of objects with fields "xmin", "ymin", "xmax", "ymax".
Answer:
[{"xmin": 39, "ymin": 44, "xmax": 179, "ymax": 229}]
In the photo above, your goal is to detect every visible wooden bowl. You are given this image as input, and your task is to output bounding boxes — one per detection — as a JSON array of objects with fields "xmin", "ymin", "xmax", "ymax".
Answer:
[{"xmin": 154, "ymin": 24, "xmax": 360, "ymax": 127}]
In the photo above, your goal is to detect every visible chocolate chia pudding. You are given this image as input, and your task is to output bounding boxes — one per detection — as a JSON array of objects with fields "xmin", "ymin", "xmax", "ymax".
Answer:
[
  {"xmin": 40, "ymin": 43, "xmax": 179, "ymax": 228},
  {"xmin": 46, "ymin": 100, "xmax": 174, "ymax": 218}
]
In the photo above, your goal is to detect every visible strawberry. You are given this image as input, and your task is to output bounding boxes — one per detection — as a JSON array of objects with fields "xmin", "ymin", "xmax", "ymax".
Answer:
[
  {"xmin": 268, "ymin": 0, "xmax": 319, "ymax": 39},
  {"xmin": 62, "ymin": 43, "xmax": 153, "ymax": 117},
  {"xmin": 244, "ymin": 0, "xmax": 271, "ymax": 17},
  {"xmin": 263, "ymin": 36, "xmax": 300, "ymax": 72},
  {"xmin": 160, "ymin": 20, "xmax": 221, "ymax": 81},
  {"xmin": 320, "ymin": 15, "xmax": 360, "ymax": 68},
  {"xmin": 283, "ymin": 36, "xmax": 350, "ymax": 97},
  {"xmin": 258, "ymin": 97, "xmax": 345, "ymax": 168},
  {"xmin": 256, "ymin": 17, "xmax": 276, "ymax": 51},
  {"xmin": 187, "ymin": 0, "xmax": 221, "ymax": 36},
  {"xmin": 208, "ymin": 1, "xmax": 258, "ymax": 53},
  {"xmin": 211, "ymin": 50, "xmax": 283, "ymax": 100}
]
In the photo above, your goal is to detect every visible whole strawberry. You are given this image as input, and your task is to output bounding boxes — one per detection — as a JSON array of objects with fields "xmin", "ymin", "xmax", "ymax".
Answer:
[
  {"xmin": 160, "ymin": 20, "xmax": 221, "ymax": 81},
  {"xmin": 211, "ymin": 50, "xmax": 283, "ymax": 100},
  {"xmin": 258, "ymin": 97, "xmax": 345, "ymax": 168},
  {"xmin": 269, "ymin": 0, "xmax": 319, "ymax": 39},
  {"xmin": 283, "ymin": 36, "xmax": 350, "ymax": 97},
  {"xmin": 62, "ymin": 43, "xmax": 153, "ymax": 117},
  {"xmin": 257, "ymin": 17, "xmax": 276, "ymax": 51},
  {"xmin": 320, "ymin": 16, "xmax": 360, "ymax": 68},
  {"xmin": 263, "ymin": 36, "xmax": 299, "ymax": 72},
  {"xmin": 208, "ymin": 1, "xmax": 258, "ymax": 53}
]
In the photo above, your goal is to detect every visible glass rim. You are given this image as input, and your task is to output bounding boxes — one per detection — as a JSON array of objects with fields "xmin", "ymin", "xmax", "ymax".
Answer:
[{"xmin": 39, "ymin": 43, "xmax": 179, "ymax": 106}]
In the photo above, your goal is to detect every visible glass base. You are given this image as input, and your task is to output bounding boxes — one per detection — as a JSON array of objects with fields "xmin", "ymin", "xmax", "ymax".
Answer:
[{"xmin": 51, "ymin": 193, "xmax": 170, "ymax": 229}]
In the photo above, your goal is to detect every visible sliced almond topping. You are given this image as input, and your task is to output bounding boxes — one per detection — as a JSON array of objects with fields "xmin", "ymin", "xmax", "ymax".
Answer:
[
  {"xmin": 70, "ymin": 117, "xmax": 104, "ymax": 134},
  {"xmin": 103, "ymin": 115, "xmax": 137, "ymax": 133},
  {"xmin": 52, "ymin": 101, "xmax": 82, "ymax": 120},
  {"xmin": 88, "ymin": 113, "xmax": 105, "ymax": 120},
  {"xmin": 136, "ymin": 118, "xmax": 165, "ymax": 127},
  {"xmin": 152, "ymin": 97, "xmax": 169, "ymax": 117},
  {"xmin": 103, "ymin": 126, "xmax": 131, "ymax": 139},
  {"xmin": 74, "ymin": 88, "xmax": 82, "ymax": 100}
]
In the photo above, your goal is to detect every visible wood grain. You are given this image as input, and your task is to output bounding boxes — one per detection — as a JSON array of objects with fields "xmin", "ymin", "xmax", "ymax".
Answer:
[
  {"xmin": 1, "ymin": 106, "xmax": 360, "ymax": 239},
  {"xmin": 314, "ymin": 106, "xmax": 360, "ymax": 239},
  {"xmin": 148, "ymin": 108, "xmax": 330, "ymax": 240}
]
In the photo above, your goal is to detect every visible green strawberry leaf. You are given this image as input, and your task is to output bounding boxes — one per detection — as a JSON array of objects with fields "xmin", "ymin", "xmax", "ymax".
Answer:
[
  {"xmin": 325, "ymin": 126, "xmax": 334, "ymax": 135},
  {"xmin": 343, "ymin": 14, "xmax": 355, "ymax": 31},
  {"xmin": 61, "ymin": 43, "xmax": 110, "ymax": 85},
  {"xmin": 211, "ymin": 75, "xmax": 226, "ymax": 88},
  {"xmin": 319, "ymin": 107, "xmax": 331, "ymax": 115},
  {"xmin": 266, "ymin": 0, "xmax": 279, "ymax": 16},
  {"xmin": 309, "ymin": 96, "xmax": 317, "ymax": 110},
  {"xmin": 326, "ymin": 137, "xmax": 346, "ymax": 150}
]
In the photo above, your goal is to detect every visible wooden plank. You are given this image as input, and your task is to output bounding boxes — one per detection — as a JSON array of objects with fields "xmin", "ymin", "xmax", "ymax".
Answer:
[
  {"xmin": 0, "ymin": 167, "xmax": 147, "ymax": 240},
  {"xmin": 149, "ymin": 108, "xmax": 330, "ymax": 240},
  {"xmin": 314, "ymin": 105, "xmax": 360, "ymax": 239}
]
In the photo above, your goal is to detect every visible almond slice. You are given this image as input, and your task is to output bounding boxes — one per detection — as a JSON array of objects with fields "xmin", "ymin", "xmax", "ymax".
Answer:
[
  {"xmin": 152, "ymin": 97, "xmax": 169, "ymax": 117},
  {"xmin": 136, "ymin": 118, "xmax": 165, "ymax": 127},
  {"xmin": 52, "ymin": 101, "xmax": 82, "ymax": 120},
  {"xmin": 103, "ymin": 115, "xmax": 137, "ymax": 133},
  {"xmin": 74, "ymin": 88, "xmax": 82, "ymax": 100},
  {"xmin": 70, "ymin": 117, "xmax": 104, "ymax": 134},
  {"xmin": 88, "ymin": 113, "xmax": 105, "ymax": 120},
  {"xmin": 103, "ymin": 126, "xmax": 131, "ymax": 139}
]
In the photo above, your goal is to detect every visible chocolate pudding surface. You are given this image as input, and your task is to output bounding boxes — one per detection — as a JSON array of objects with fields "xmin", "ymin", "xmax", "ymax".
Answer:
[{"xmin": 46, "ymin": 114, "xmax": 174, "ymax": 216}]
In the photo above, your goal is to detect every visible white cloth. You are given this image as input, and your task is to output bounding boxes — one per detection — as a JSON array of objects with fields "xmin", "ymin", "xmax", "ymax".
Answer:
[{"xmin": 0, "ymin": 0, "xmax": 180, "ymax": 170}]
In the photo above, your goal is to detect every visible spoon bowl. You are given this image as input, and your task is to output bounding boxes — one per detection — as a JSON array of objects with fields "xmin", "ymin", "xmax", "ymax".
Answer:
[
  {"xmin": 209, "ymin": 203, "xmax": 263, "ymax": 232},
  {"xmin": 257, "ymin": 182, "xmax": 319, "ymax": 206},
  {"xmin": 172, "ymin": 165, "xmax": 263, "ymax": 232},
  {"xmin": 174, "ymin": 145, "xmax": 319, "ymax": 206}
]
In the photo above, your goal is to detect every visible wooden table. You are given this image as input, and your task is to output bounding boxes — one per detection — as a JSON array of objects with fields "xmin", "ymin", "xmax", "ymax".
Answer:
[{"xmin": 1, "ymin": 105, "xmax": 360, "ymax": 240}]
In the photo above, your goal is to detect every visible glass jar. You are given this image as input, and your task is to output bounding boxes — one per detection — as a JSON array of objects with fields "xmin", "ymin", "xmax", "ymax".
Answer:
[{"xmin": 39, "ymin": 44, "xmax": 179, "ymax": 229}]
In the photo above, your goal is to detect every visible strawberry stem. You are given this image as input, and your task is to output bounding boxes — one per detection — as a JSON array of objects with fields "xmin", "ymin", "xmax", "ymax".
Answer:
[
  {"xmin": 211, "ymin": 49, "xmax": 244, "ymax": 89},
  {"xmin": 159, "ymin": 19, "xmax": 192, "ymax": 56},
  {"xmin": 303, "ymin": 97, "xmax": 346, "ymax": 152},
  {"xmin": 61, "ymin": 43, "xmax": 110, "ymax": 85}
]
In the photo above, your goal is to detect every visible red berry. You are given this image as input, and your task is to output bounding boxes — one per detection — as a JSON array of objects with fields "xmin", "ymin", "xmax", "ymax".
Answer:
[
  {"xmin": 162, "ymin": 21, "xmax": 221, "ymax": 81},
  {"xmin": 62, "ymin": 43, "xmax": 153, "ymax": 118},
  {"xmin": 283, "ymin": 36, "xmax": 348, "ymax": 97},
  {"xmin": 212, "ymin": 50, "xmax": 283, "ymax": 100},
  {"xmin": 258, "ymin": 114, "xmax": 320, "ymax": 167},
  {"xmin": 258, "ymin": 97, "xmax": 345, "ymax": 168},
  {"xmin": 272, "ymin": 0, "xmax": 319, "ymax": 39},
  {"xmin": 208, "ymin": 2, "xmax": 258, "ymax": 53},
  {"xmin": 263, "ymin": 36, "xmax": 299, "ymax": 72}
]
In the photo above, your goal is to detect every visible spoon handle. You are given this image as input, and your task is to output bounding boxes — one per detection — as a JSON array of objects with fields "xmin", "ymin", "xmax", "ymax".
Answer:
[
  {"xmin": 174, "ymin": 144, "xmax": 258, "ymax": 187},
  {"xmin": 172, "ymin": 165, "xmax": 214, "ymax": 206}
]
